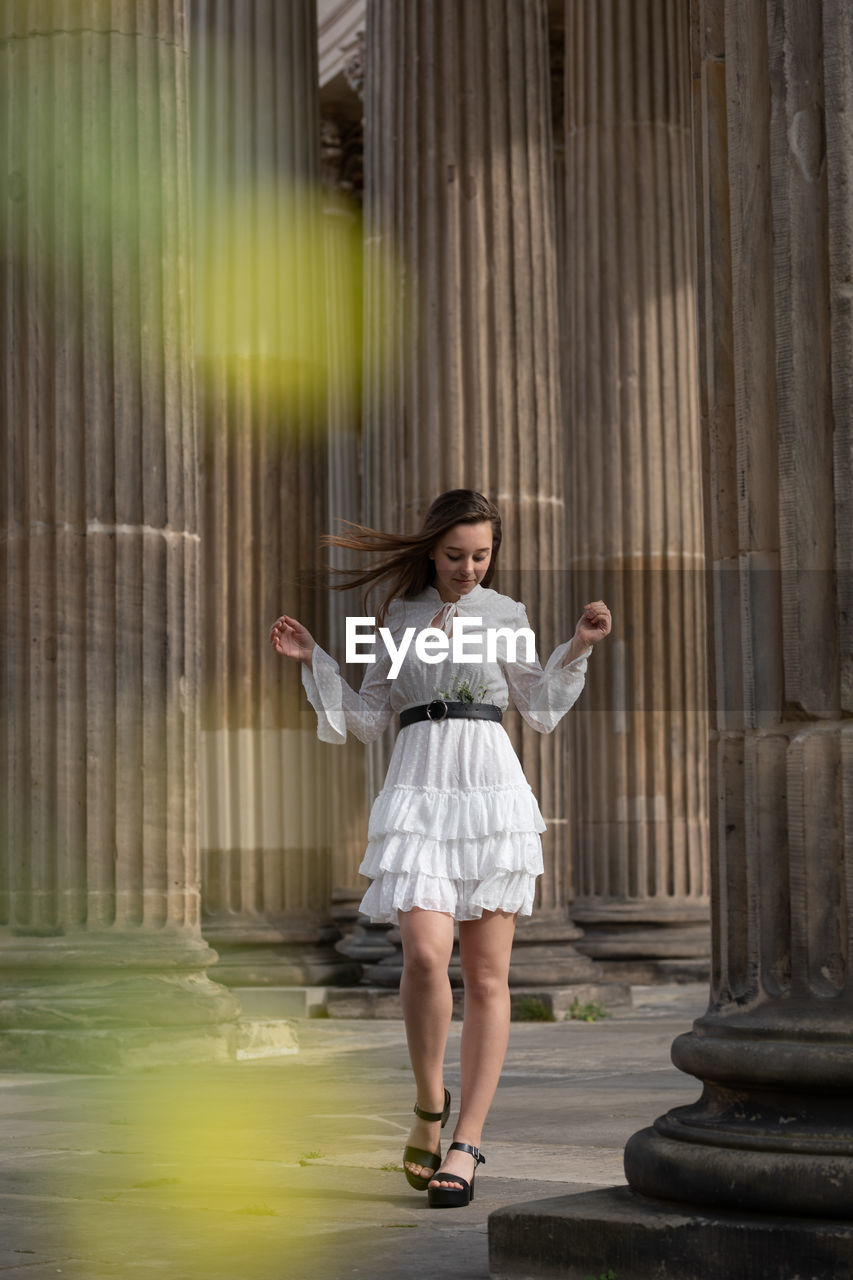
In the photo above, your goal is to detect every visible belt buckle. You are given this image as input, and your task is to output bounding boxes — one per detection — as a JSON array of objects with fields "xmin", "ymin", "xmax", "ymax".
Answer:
[{"xmin": 426, "ymin": 698, "xmax": 448, "ymax": 721}]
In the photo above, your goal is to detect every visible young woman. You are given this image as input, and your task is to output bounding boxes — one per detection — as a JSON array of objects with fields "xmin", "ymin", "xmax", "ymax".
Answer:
[{"xmin": 270, "ymin": 490, "xmax": 611, "ymax": 1208}]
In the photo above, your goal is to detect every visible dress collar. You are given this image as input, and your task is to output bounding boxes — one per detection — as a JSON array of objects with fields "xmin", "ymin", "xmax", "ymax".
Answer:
[
  {"xmin": 419, "ymin": 583, "xmax": 486, "ymax": 634},
  {"xmin": 422, "ymin": 582, "xmax": 485, "ymax": 607}
]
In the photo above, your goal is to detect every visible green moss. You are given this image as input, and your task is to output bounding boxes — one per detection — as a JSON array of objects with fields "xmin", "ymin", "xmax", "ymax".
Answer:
[
  {"xmin": 514, "ymin": 996, "xmax": 556, "ymax": 1022},
  {"xmin": 566, "ymin": 998, "xmax": 611, "ymax": 1023}
]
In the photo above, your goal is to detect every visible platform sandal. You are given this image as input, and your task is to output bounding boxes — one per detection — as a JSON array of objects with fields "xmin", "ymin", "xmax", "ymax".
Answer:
[
  {"xmin": 402, "ymin": 1087, "xmax": 451, "ymax": 1191},
  {"xmin": 426, "ymin": 1141, "xmax": 485, "ymax": 1208}
]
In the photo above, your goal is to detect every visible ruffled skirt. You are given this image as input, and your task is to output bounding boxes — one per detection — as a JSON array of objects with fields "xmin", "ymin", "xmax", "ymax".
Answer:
[{"xmin": 358, "ymin": 718, "xmax": 545, "ymax": 923}]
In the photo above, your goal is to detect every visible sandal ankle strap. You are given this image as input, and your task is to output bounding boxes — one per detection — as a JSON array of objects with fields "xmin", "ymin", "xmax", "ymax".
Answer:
[
  {"xmin": 448, "ymin": 1141, "xmax": 485, "ymax": 1166},
  {"xmin": 413, "ymin": 1087, "xmax": 451, "ymax": 1124}
]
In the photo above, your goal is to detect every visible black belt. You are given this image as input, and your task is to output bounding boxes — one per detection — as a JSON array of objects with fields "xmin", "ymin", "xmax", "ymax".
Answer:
[{"xmin": 399, "ymin": 700, "xmax": 503, "ymax": 729}]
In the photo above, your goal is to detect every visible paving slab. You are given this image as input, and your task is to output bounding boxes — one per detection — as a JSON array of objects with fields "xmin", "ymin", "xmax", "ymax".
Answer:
[{"xmin": 0, "ymin": 984, "xmax": 708, "ymax": 1280}]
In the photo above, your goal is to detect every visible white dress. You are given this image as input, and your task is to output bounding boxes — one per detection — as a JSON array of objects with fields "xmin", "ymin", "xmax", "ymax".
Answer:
[{"xmin": 301, "ymin": 583, "xmax": 591, "ymax": 923}]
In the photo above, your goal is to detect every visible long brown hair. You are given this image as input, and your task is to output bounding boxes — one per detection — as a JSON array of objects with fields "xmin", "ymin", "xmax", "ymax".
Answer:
[{"xmin": 322, "ymin": 490, "xmax": 502, "ymax": 625}]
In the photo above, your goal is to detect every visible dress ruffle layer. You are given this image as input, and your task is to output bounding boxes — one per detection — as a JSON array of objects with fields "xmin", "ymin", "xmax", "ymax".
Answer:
[
  {"xmin": 366, "ymin": 783, "xmax": 546, "ymax": 842},
  {"xmin": 359, "ymin": 776, "xmax": 545, "ymax": 923},
  {"xmin": 359, "ymin": 868, "xmax": 537, "ymax": 922},
  {"xmin": 361, "ymin": 829, "xmax": 544, "ymax": 880}
]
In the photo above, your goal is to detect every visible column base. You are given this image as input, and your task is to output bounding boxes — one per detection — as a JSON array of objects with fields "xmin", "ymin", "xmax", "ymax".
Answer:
[
  {"xmin": 0, "ymin": 1023, "xmax": 239, "ymax": 1072},
  {"xmin": 571, "ymin": 911, "xmax": 712, "ymax": 982},
  {"xmin": 363, "ymin": 926, "xmax": 403, "ymax": 987},
  {"xmin": 626, "ymin": 1121, "xmax": 853, "ymax": 1219},
  {"xmin": 202, "ymin": 921, "xmax": 362, "ymax": 987},
  {"xmin": 623, "ymin": 1015, "xmax": 853, "ymax": 1218},
  {"xmin": 572, "ymin": 913, "xmax": 711, "ymax": 961},
  {"xmin": 336, "ymin": 915, "xmax": 398, "ymax": 966},
  {"xmin": 0, "ymin": 935, "xmax": 241, "ymax": 1072},
  {"xmin": 329, "ymin": 888, "xmax": 363, "ymax": 941},
  {"xmin": 488, "ymin": 1185, "xmax": 853, "ymax": 1280},
  {"xmin": 588, "ymin": 957, "xmax": 711, "ymax": 985},
  {"xmin": 508, "ymin": 915, "xmax": 603, "ymax": 986}
]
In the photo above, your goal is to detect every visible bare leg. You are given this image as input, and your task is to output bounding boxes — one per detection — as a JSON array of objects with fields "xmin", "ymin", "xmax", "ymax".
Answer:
[
  {"xmin": 429, "ymin": 909, "xmax": 517, "ymax": 1189},
  {"xmin": 397, "ymin": 907, "xmax": 455, "ymax": 1181}
]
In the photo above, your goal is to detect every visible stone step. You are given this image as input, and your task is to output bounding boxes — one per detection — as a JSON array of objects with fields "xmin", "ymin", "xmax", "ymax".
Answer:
[
  {"xmin": 231, "ymin": 986, "xmax": 329, "ymax": 1019},
  {"xmin": 231, "ymin": 982, "xmax": 633, "ymax": 1022}
]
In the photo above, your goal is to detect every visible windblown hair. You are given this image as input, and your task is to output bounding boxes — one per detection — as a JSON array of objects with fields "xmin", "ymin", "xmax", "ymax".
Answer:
[{"xmin": 322, "ymin": 490, "xmax": 502, "ymax": 626}]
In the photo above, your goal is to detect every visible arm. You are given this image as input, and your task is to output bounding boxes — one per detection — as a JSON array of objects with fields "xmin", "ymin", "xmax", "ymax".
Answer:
[
  {"xmin": 270, "ymin": 611, "xmax": 395, "ymax": 745},
  {"xmin": 500, "ymin": 600, "xmax": 611, "ymax": 734},
  {"xmin": 301, "ymin": 642, "xmax": 395, "ymax": 744}
]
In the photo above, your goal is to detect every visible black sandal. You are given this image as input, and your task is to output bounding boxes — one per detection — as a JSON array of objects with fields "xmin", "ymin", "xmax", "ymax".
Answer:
[
  {"xmin": 402, "ymin": 1088, "xmax": 451, "ymax": 1191},
  {"xmin": 426, "ymin": 1141, "xmax": 485, "ymax": 1208}
]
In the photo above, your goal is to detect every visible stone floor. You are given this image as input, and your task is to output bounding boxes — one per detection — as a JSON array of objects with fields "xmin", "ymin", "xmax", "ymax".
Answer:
[{"xmin": 0, "ymin": 984, "xmax": 708, "ymax": 1279}]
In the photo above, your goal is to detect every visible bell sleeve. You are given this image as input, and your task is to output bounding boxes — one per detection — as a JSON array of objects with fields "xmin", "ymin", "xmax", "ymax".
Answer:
[
  {"xmin": 499, "ymin": 602, "xmax": 591, "ymax": 734},
  {"xmin": 300, "ymin": 602, "xmax": 409, "ymax": 745}
]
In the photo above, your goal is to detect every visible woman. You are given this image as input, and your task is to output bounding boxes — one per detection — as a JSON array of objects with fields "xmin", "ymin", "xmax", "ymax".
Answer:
[{"xmin": 270, "ymin": 490, "xmax": 611, "ymax": 1208}]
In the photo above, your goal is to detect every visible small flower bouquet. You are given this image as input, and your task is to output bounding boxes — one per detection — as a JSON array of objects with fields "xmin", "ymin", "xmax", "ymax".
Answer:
[{"xmin": 433, "ymin": 676, "xmax": 489, "ymax": 704}]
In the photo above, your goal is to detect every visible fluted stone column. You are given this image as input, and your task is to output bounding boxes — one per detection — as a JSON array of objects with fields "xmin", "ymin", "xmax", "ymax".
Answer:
[
  {"xmin": 563, "ymin": 0, "xmax": 710, "ymax": 978},
  {"xmin": 318, "ymin": 107, "xmax": 395, "ymax": 963},
  {"xmin": 624, "ymin": 0, "xmax": 853, "ymax": 1219},
  {"xmin": 190, "ymin": 0, "xmax": 358, "ymax": 988},
  {"xmin": 490, "ymin": 2, "xmax": 853, "ymax": 1273},
  {"xmin": 0, "ymin": 0, "xmax": 238, "ymax": 1069},
  {"xmin": 324, "ymin": 157, "xmax": 366, "ymax": 938},
  {"xmin": 362, "ymin": 0, "xmax": 601, "ymax": 990}
]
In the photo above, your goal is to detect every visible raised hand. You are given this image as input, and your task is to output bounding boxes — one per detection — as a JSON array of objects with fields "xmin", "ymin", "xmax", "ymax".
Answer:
[
  {"xmin": 269, "ymin": 614, "xmax": 316, "ymax": 663},
  {"xmin": 574, "ymin": 600, "xmax": 612, "ymax": 649}
]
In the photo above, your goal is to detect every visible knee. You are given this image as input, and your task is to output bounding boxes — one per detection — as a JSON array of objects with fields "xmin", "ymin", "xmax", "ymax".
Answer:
[
  {"xmin": 402, "ymin": 942, "xmax": 450, "ymax": 983},
  {"xmin": 461, "ymin": 966, "xmax": 509, "ymax": 1004}
]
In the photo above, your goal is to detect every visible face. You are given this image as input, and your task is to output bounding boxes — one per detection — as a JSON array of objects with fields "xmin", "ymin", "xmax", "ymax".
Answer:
[{"xmin": 429, "ymin": 521, "xmax": 493, "ymax": 602}]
